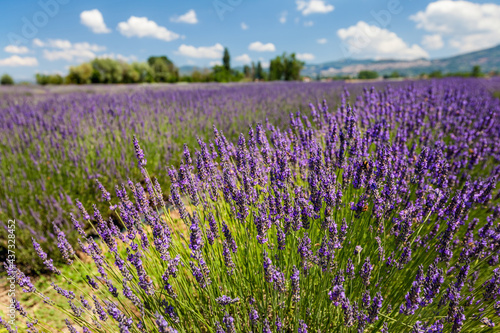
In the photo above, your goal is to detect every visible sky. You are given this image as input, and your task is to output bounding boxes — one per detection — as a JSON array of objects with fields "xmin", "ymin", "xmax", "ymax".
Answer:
[{"xmin": 0, "ymin": 0, "xmax": 499, "ymax": 81}]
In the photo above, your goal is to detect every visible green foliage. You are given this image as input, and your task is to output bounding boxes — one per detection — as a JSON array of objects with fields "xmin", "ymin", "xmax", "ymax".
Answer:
[
  {"xmin": 358, "ymin": 70, "xmax": 379, "ymax": 79},
  {"xmin": 471, "ymin": 65, "xmax": 482, "ymax": 78},
  {"xmin": 36, "ymin": 73, "xmax": 64, "ymax": 85},
  {"xmin": 148, "ymin": 56, "xmax": 179, "ymax": 83},
  {"xmin": 383, "ymin": 71, "xmax": 402, "ymax": 79},
  {"xmin": 255, "ymin": 61, "xmax": 265, "ymax": 80},
  {"xmin": 66, "ymin": 63, "xmax": 93, "ymax": 84},
  {"xmin": 429, "ymin": 70, "xmax": 443, "ymax": 78},
  {"xmin": 0, "ymin": 74, "xmax": 14, "ymax": 85},
  {"xmin": 223, "ymin": 47, "xmax": 231, "ymax": 72},
  {"xmin": 269, "ymin": 53, "xmax": 304, "ymax": 81}
]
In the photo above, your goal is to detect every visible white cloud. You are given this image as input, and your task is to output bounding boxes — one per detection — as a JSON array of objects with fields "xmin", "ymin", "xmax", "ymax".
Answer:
[
  {"xmin": 317, "ymin": 38, "xmax": 327, "ymax": 44},
  {"xmin": 117, "ymin": 16, "xmax": 180, "ymax": 42},
  {"xmin": 32, "ymin": 38, "xmax": 45, "ymax": 47},
  {"xmin": 296, "ymin": 53, "xmax": 315, "ymax": 61},
  {"xmin": 279, "ymin": 11, "xmax": 288, "ymax": 24},
  {"xmin": 209, "ymin": 60, "xmax": 222, "ymax": 66},
  {"xmin": 80, "ymin": 9, "xmax": 111, "ymax": 34},
  {"xmin": 0, "ymin": 55, "xmax": 38, "ymax": 67},
  {"xmin": 304, "ymin": 21, "xmax": 314, "ymax": 27},
  {"xmin": 178, "ymin": 43, "xmax": 224, "ymax": 59},
  {"xmin": 33, "ymin": 39, "xmax": 72, "ymax": 49},
  {"xmin": 235, "ymin": 54, "xmax": 251, "ymax": 64},
  {"xmin": 97, "ymin": 53, "xmax": 138, "ymax": 62},
  {"xmin": 42, "ymin": 41, "xmax": 106, "ymax": 61},
  {"xmin": 410, "ymin": 0, "xmax": 500, "ymax": 52},
  {"xmin": 296, "ymin": 0, "xmax": 334, "ymax": 16},
  {"xmin": 337, "ymin": 21, "xmax": 429, "ymax": 60},
  {"xmin": 422, "ymin": 34, "xmax": 443, "ymax": 50},
  {"xmin": 4, "ymin": 45, "xmax": 29, "ymax": 54},
  {"xmin": 241, "ymin": 22, "xmax": 249, "ymax": 30},
  {"xmin": 249, "ymin": 41, "xmax": 276, "ymax": 52},
  {"xmin": 170, "ymin": 9, "xmax": 198, "ymax": 24}
]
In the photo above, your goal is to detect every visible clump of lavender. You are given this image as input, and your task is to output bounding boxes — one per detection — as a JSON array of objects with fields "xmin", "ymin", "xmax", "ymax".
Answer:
[{"xmin": 3, "ymin": 81, "xmax": 500, "ymax": 332}]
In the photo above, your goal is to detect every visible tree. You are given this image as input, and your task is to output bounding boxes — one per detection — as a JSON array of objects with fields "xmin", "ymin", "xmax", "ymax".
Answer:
[
  {"xmin": 243, "ymin": 65, "xmax": 251, "ymax": 78},
  {"xmin": 283, "ymin": 53, "xmax": 304, "ymax": 81},
  {"xmin": 471, "ymin": 65, "xmax": 482, "ymax": 78},
  {"xmin": 358, "ymin": 70, "xmax": 379, "ymax": 79},
  {"xmin": 255, "ymin": 61, "xmax": 264, "ymax": 80},
  {"xmin": 66, "ymin": 63, "xmax": 93, "ymax": 84},
  {"xmin": 223, "ymin": 47, "xmax": 231, "ymax": 72},
  {"xmin": 429, "ymin": 70, "xmax": 443, "ymax": 78},
  {"xmin": 269, "ymin": 56, "xmax": 283, "ymax": 80},
  {"xmin": 91, "ymin": 58, "xmax": 124, "ymax": 83},
  {"xmin": 147, "ymin": 56, "xmax": 179, "ymax": 83},
  {"xmin": 269, "ymin": 53, "xmax": 304, "ymax": 81},
  {"xmin": 36, "ymin": 73, "xmax": 63, "ymax": 85},
  {"xmin": 1, "ymin": 74, "xmax": 14, "ymax": 85}
]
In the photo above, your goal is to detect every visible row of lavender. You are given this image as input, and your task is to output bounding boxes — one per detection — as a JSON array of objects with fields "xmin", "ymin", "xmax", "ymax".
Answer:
[
  {"xmin": 2, "ymin": 78, "xmax": 500, "ymax": 332},
  {"xmin": 0, "ymin": 82, "xmax": 355, "ymax": 271}
]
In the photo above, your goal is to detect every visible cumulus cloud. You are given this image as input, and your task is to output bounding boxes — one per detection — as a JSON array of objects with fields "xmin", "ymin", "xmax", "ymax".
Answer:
[
  {"xmin": 296, "ymin": 0, "xmax": 334, "ymax": 16},
  {"xmin": 337, "ymin": 21, "xmax": 429, "ymax": 60},
  {"xmin": 32, "ymin": 38, "xmax": 45, "ymax": 47},
  {"xmin": 249, "ymin": 42, "xmax": 276, "ymax": 52},
  {"xmin": 209, "ymin": 60, "xmax": 222, "ymax": 66},
  {"xmin": 317, "ymin": 38, "xmax": 327, "ymax": 44},
  {"xmin": 235, "ymin": 54, "xmax": 251, "ymax": 64},
  {"xmin": 117, "ymin": 16, "xmax": 180, "ymax": 42},
  {"xmin": 410, "ymin": 0, "xmax": 500, "ymax": 52},
  {"xmin": 422, "ymin": 34, "xmax": 444, "ymax": 50},
  {"xmin": 296, "ymin": 53, "xmax": 315, "ymax": 61},
  {"xmin": 4, "ymin": 45, "xmax": 29, "ymax": 54},
  {"xmin": 80, "ymin": 9, "xmax": 111, "ymax": 34},
  {"xmin": 178, "ymin": 43, "xmax": 224, "ymax": 59},
  {"xmin": 241, "ymin": 22, "xmax": 249, "ymax": 30},
  {"xmin": 97, "ymin": 53, "xmax": 138, "ymax": 62},
  {"xmin": 0, "ymin": 55, "xmax": 38, "ymax": 67},
  {"xmin": 41, "ymin": 40, "xmax": 106, "ymax": 61},
  {"xmin": 171, "ymin": 9, "xmax": 198, "ymax": 24},
  {"xmin": 279, "ymin": 11, "xmax": 288, "ymax": 24}
]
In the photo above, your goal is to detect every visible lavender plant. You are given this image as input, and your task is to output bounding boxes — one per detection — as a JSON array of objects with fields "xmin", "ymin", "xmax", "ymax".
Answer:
[{"xmin": 2, "ymin": 80, "xmax": 500, "ymax": 332}]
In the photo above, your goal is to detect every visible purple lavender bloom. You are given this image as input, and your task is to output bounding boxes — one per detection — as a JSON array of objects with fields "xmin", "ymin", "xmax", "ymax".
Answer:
[
  {"xmin": 53, "ymin": 223, "xmax": 75, "ymax": 265},
  {"xmin": 76, "ymin": 199, "xmax": 91, "ymax": 220},
  {"xmin": 360, "ymin": 257, "xmax": 373, "ymax": 286},
  {"xmin": 291, "ymin": 266, "xmax": 300, "ymax": 303},
  {"xmin": 133, "ymin": 135, "xmax": 147, "ymax": 167},
  {"xmin": 189, "ymin": 212, "xmax": 203, "ymax": 253},
  {"xmin": 400, "ymin": 266, "xmax": 424, "ymax": 315},
  {"xmin": 249, "ymin": 307, "xmax": 259, "ymax": 326},
  {"xmin": 96, "ymin": 179, "xmax": 111, "ymax": 202},
  {"xmin": 216, "ymin": 295, "xmax": 240, "ymax": 306},
  {"xmin": 155, "ymin": 312, "xmax": 177, "ymax": 333},
  {"xmin": 32, "ymin": 238, "xmax": 61, "ymax": 275},
  {"xmin": 223, "ymin": 313, "xmax": 236, "ymax": 333},
  {"xmin": 298, "ymin": 320, "xmax": 308, "ymax": 333}
]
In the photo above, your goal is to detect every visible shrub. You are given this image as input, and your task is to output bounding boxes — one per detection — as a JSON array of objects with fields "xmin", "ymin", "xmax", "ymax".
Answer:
[{"xmin": 0, "ymin": 74, "xmax": 14, "ymax": 85}]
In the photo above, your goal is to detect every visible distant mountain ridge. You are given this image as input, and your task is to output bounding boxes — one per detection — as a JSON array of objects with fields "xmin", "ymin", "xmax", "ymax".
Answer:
[
  {"xmin": 302, "ymin": 44, "xmax": 500, "ymax": 77},
  {"xmin": 177, "ymin": 44, "xmax": 500, "ymax": 78}
]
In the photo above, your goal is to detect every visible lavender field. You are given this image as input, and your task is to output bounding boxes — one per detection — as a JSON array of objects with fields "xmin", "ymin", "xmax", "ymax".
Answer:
[{"xmin": 1, "ymin": 78, "xmax": 500, "ymax": 332}]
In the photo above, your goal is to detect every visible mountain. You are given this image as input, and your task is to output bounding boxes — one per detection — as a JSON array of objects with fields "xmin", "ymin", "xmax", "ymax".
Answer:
[{"xmin": 302, "ymin": 44, "xmax": 500, "ymax": 78}]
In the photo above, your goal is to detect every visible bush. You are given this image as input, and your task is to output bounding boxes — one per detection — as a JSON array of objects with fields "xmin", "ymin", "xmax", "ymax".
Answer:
[
  {"xmin": 358, "ymin": 70, "xmax": 378, "ymax": 79},
  {"xmin": 0, "ymin": 74, "xmax": 14, "ymax": 85}
]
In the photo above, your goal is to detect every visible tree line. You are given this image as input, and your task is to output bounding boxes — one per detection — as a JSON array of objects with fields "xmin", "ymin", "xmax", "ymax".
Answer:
[{"xmin": 31, "ymin": 47, "xmax": 305, "ymax": 85}]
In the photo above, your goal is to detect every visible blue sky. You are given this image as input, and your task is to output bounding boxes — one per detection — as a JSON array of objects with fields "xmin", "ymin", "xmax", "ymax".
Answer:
[{"xmin": 1, "ymin": 0, "xmax": 499, "ymax": 80}]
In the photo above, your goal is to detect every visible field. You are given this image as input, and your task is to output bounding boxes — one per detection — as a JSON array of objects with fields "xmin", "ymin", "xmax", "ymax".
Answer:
[{"xmin": 1, "ymin": 78, "xmax": 500, "ymax": 332}]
